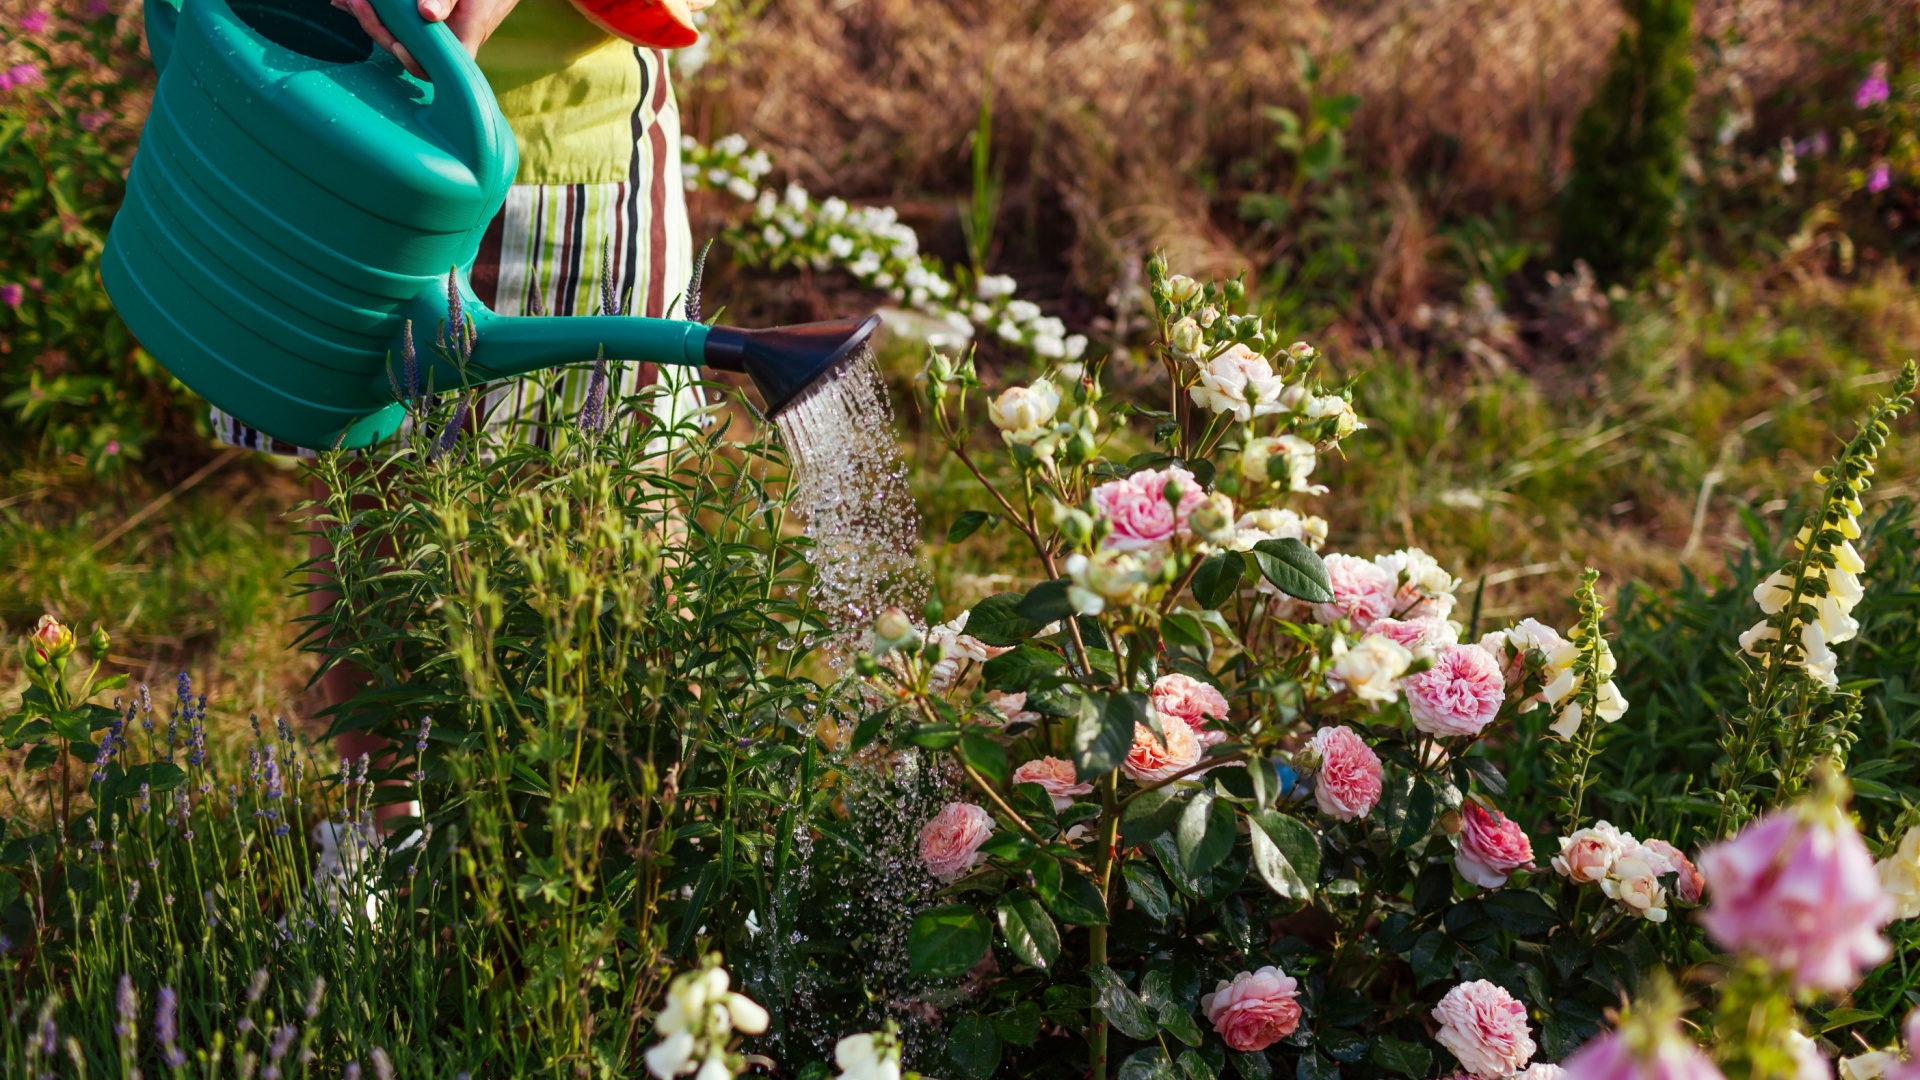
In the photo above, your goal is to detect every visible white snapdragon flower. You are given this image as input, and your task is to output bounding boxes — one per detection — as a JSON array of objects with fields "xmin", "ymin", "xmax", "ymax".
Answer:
[
  {"xmin": 1327, "ymin": 633, "xmax": 1413, "ymax": 705},
  {"xmin": 1875, "ymin": 825, "xmax": 1920, "ymax": 921},
  {"xmin": 1539, "ymin": 634, "xmax": 1628, "ymax": 738},
  {"xmin": 1006, "ymin": 299, "xmax": 1043, "ymax": 324},
  {"xmin": 834, "ymin": 1028, "xmax": 903, "ymax": 1080},
  {"xmin": 1064, "ymin": 334, "xmax": 1089, "ymax": 360},
  {"xmin": 645, "ymin": 960, "xmax": 766, "ymax": 1080}
]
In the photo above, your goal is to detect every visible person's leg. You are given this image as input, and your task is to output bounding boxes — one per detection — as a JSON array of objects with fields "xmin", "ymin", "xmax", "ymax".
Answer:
[{"xmin": 306, "ymin": 469, "xmax": 413, "ymax": 823}]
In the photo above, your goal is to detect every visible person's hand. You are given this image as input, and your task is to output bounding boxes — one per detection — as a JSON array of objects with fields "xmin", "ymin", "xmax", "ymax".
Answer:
[{"xmin": 332, "ymin": 0, "xmax": 523, "ymax": 80}]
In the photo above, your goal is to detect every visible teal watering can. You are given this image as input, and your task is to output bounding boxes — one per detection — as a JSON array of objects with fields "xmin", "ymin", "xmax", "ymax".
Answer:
[{"xmin": 104, "ymin": 0, "xmax": 876, "ymax": 449}]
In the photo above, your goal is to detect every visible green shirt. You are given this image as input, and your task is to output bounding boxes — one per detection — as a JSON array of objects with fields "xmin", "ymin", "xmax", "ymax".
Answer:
[{"xmin": 476, "ymin": 0, "xmax": 647, "ymax": 185}]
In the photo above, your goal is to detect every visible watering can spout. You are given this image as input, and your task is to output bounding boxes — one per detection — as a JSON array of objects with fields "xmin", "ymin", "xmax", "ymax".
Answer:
[{"xmin": 702, "ymin": 314, "xmax": 882, "ymax": 417}]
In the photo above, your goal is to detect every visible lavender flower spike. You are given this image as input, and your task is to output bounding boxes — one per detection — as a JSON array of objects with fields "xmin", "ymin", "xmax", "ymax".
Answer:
[{"xmin": 114, "ymin": 975, "xmax": 137, "ymax": 1039}]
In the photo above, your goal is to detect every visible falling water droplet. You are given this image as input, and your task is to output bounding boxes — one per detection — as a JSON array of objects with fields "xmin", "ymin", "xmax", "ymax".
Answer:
[{"xmin": 774, "ymin": 345, "xmax": 929, "ymax": 639}]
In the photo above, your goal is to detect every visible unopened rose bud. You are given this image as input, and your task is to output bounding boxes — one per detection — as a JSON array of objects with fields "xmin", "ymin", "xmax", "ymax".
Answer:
[
  {"xmin": 1190, "ymin": 497, "xmax": 1235, "ymax": 546},
  {"xmin": 30, "ymin": 615, "xmax": 74, "ymax": 663},
  {"xmin": 1196, "ymin": 305, "xmax": 1219, "ymax": 328},
  {"xmin": 1165, "ymin": 275, "xmax": 1202, "ymax": 305},
  {"xmin": 1065, "ymin": 427, "xmax": 1097, "ymax": 465},
  {"xmin": 1223, "ymin": 278, "xmax": 1245, "ymax": 304},
  {"xmin": 1440, "ymin": 810, "xmax": 1464, "ymax": 835},
  {"xmin": 1055, "ymin": 505, "xmax": 1095, "ymax": 546},
  {"xmin": 854, "ymin": 654, "xmax": 882, "ymax": 677},
  {"xmin": 1286, "ymin": 341, "xmax": 1318, "ymax": 363},
  {"xmin": 1162, "ymin": 478, "xmax": 1186, "ymax": 509},
  {"xmin": 1167, "ymin": 317, "xmax": 1204, "ymax": 356},
  {"xmin": 923, "ymin": 595, "xmax": 946, "ymax": 625},
  {"xmin": 875, "ymin": 607, "xmax": 914, "ymax": 642},
  {"xmin": 88, "ymin": 626, "xmax": 110, "ymax": 656},
  {"xmin": 927, "ymin": 350, "xmax": 955, "ymax": 383}
]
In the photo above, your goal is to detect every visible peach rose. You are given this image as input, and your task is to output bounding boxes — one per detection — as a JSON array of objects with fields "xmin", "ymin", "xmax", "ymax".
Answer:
[
  {"xmin": 1201, "ymin": 966, "xmax": 1301, "ymax": 1052},
  {"xmin": 917, "ymin": 802, "xmax": 996, "ymax": 883},
  {"xmin": 1639, "ymin": 838, "xmax": 1705, "ymax": 905},
  {"xmin": 1121, "ymin": 714, "xmax": 1202, "ymax": 785},
  {"xmin": 1150, "ymin": 673, "xmax": 1230, "ymax": 746},
  {"xmin": 1011, "ymin": 756, "xmax": 1094, "ymax": 811},
  {"xmin": 1551, "ymin": 822, "xmax": 1629, "ymax": 885},
  {"xmin": 29, "ymin": 614, "xmax": 73, "ymax": 662},
  {"xmin": 1432, "ymin": 979, "xmax": 1536, "ymax": 1079}
]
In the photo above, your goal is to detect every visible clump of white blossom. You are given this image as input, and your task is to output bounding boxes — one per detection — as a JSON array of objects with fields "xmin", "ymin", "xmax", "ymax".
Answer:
[{"xmin": 682, "ymin": 135, "xmax": 1085, "ymax": 364}]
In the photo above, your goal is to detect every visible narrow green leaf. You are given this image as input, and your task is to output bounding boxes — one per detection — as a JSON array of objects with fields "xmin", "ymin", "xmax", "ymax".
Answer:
[{"xmin": 947, "ymin": 510, "xmax": 996, "ymax": 543}]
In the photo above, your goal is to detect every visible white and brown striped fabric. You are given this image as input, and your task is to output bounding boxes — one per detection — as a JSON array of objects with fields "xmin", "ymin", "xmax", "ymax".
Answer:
[{"xmin": 210, "ymin": 47, "xmax": 701, "ymax": 457}]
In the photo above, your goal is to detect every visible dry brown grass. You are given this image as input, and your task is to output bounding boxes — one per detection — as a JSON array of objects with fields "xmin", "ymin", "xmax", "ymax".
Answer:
[{"xmin": 688, "ymin": 0, "xmax": 1888, "ymax": 307}]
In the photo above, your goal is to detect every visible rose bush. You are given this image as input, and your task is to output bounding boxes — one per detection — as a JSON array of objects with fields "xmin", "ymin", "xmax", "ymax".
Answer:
[{"xmin": 838, "ymin": 255, "xmax": 1920, "ymax": 1080}]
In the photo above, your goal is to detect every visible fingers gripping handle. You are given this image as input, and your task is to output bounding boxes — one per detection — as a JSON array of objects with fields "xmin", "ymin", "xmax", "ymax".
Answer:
[{"xmin": 361, "ymin": 0, "xmax": 507, "ymax": 180}]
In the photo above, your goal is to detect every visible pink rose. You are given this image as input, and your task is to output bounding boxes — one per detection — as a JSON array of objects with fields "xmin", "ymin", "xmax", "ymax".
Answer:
[
  {"xmin": 1552, "ymin": 822, "xmax": 1628, "ymax": 885},
  {"xmin": 1521, "ymin": 1067, "xmax": 1568, "ymax": 1080},
  {"xmin": 917, "ymin": 802, "xmax": 996, "ymax": 883},
  {"xmin": 1405, "ymin": 644, "xmax": 1506, "ymax": 737},
  {"xmin": 1456, "ymin": 802, "xmax": 1533, "ymax": 888},
  {"xmin": 1889, "ymin": 1012, "xmax": 1920, "ymax": 1080},
  {"xmin": 1369, "ymin": 616, "xmax": 1458, "ymax": 653},
  {"xmin": 1121, "ymin": 714, "xmax": 1202, "ymax": 785},
  {"xmin": 1313, "ymin": 553, "xmax": 1397, "ymax": 632},
  {"xmin": 1562, "ymin": 1025, "xmax": 1726, "ymax": 1080},
  {"xmin": 986, "ymin": 690, "xmax": 1041, "ymax": 727},
  {"xmin": 1433, "ymin": 980, "xmax": 1535, "ymax": 1079},
  {"xmin": 1697, "ymin": 805, "xmax": 1892, "ymax": 992},
  {"xmin": 1091, "ymin": 466, "xmax": 1207, "ymax": 552},
  {"xmin": 1011, "ymin": 756, "xmax": 1093, "ymax": 811},
  {"xmin": 1306, "ymin": 725, "xmax": 1383, "ymax": 821},
  {"xmin": 1201, "ymin": 966, "xmax": 1301, "ymax": 1052},
  {"xmin": 1150, "ymin": 673, "xmax": 1230, "ymax": 745},
  {"xmin": 1638, "ymin": 839, "xmax": 1704, "ymax": 904}
]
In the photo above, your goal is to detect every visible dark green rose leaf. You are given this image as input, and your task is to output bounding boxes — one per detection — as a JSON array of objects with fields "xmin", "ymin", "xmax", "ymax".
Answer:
[
  {"xmin": 944, "ymin": 1014, "xmax": 1002, "ymax": 1080},
  {"xmin": 996, "ymin": 891, "xmax": 1061, "ymax": 970},
  {"xmin": 1016, "ymin": 578, "xmax": 1076, "ymax": 625},
  {"xmin": 1176, "ymin": 790, "xmax": 1236, "ymax": 878},
  {"xmin": 1190, "ymin": 551, "xmax": 1245, "ymax": 610},
  {"xmin": 1250, "ymin": 538, "xmax": 1334, "ymax": 603},
  {"xmin": 1122, "ymin": 788, "xmax": 1183, "ymax": 847},
  {"xmin": 1089, "ymin": 965, "xmax": 1158, "ymax": 1040},
  {"xmin": 983, "ymin": 644, "xmax": 1066, "ymax": 693},
  {"xmin": 1122, "ymin": 860, "xmax": 1170, "ymax": 922},
  {"xmin": 1249, "ymin": 811, "xmax": 1319, "ymax": 900},
  {"xmin": 966, "ymin": 592, "xmax": 1039, "ymax": 647},
  {"xmin": 1370, "ymin": 1034, "xmax": 1432, "ymax": 1079},
  {"xmin": 1032, "ymin": 856, "xmax": 1110, "ymax": 926},
  {"xmin": 957, "ymin": 728, "xmax": 1009, "ymax": 786},
  {"xmin": 1120, "ymin": 1047, "xmax": 1178, "ymax": 1080},
  {"xmin": 907, "ymin": 904, "xmax": 991, "ymax": 978}
]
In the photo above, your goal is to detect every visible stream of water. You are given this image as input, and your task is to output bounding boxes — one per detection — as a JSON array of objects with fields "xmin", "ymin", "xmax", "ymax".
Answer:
[{"xmin": 774, "ymin": 345, "xmax": 929, "ymax": 631}]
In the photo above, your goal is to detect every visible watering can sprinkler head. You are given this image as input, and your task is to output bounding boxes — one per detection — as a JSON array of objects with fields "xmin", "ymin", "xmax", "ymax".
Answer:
[{"xmin": 703, "ymin": 314, "xmax": 883, "ymax": 418}]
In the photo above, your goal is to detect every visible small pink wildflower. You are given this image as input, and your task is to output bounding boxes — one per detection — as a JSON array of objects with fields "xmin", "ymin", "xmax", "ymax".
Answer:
[
  {"xmin": 1856, "ymin": 62, "xmax": 1891, "ymax": 109},
  {"xmin": 1868, "ymin": 163, "xmax": 1892, "ymax": 194},
  {"xmin": 19, "ymin": 10, "xmax": 49, "ymax": 32}
]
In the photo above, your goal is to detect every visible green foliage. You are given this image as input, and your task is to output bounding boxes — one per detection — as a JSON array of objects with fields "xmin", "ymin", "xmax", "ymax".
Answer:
[
  {"xmin": 1, "ymin": 8, "xmax": 193, "ymax": 470},
  {"xmin": 1555, "ymin": 0, "xmax": 1697, "ymax": 283}
]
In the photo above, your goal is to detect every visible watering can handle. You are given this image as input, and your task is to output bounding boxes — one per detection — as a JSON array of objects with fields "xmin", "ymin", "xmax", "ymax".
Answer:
[
  {"xmin": 145, "ymin": 0, "xmax": 182, "ymax": 71},
  {"xmin": 361, "ymin": 0, "xmax": 505, "ymax": 178}
]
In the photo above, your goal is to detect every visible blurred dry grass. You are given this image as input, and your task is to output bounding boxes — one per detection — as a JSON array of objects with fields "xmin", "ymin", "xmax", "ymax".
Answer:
[{"xmin": 687, "ymin": 0, "xmax": 1887, "ymax": 311}]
